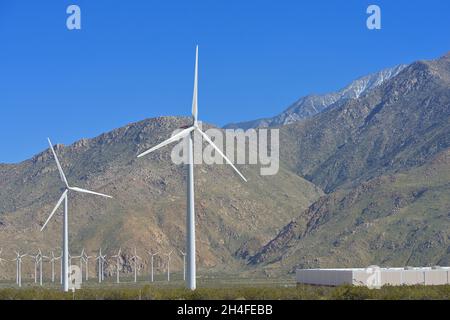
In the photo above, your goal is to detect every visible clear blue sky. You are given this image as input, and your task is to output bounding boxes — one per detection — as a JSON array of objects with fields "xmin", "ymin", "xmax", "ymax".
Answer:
[{"xmin": 1, "ymin": 0, "xmax": 449, "ymax": 163}]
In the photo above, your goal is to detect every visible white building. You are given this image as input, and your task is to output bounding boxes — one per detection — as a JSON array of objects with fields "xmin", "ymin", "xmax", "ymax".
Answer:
[{"xmin": 296, "ymin": 266, "xmax": 450, "ymax": 288}]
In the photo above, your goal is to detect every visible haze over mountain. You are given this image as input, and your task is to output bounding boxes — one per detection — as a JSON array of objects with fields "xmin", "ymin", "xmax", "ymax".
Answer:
[
  {"xmin": 224, "ymin": 64, "xmax": 407, "ymax": 130},
  {"xmin": 0, "ymin": 52, "xmax": 449, "ymax": 279}
]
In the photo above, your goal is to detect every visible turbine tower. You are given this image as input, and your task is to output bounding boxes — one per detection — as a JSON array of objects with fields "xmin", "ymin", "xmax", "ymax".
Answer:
[
  {"xmin": 111, "ymin": 248, "xmax": 122, "ymax": 284},
  {"xmin": 40, "ymin": 138, "xmax": 112, "ymax": 292},
  {"xmin": 31, "ymin": 250, "xmax": 42, "ymax": 284},
  {"xmin": 40, "ymin": 250, "xmax": 49, "ymax": 286},
  {"xmin": 83, "ymin": 250, "xmax": 93, "ymax": 281},
  {"xmin": 13, "ymin": 251, "xmax": 27, "ymax": 287},
  {"xmin": 71, "ymin": 249, "xmax": 85, "ymax": 284},
  {"xmin": 180, "ymin": 250, "xmax": 186, "ymax": 281},
  {"xmin": 95, "ymin": 248, "xmax": 107, "ymax": 283},
  {"xmin": 131, "ymin": 247, "xmax": 141, "ymax": 283},
  {"xmin": 147, "ymin": 250, "xmax": 158, "ymax": 282},
  {"xmin": 0, "ymin": 249, "xmax": 6, "ymax": 279},
  {"xmin": 49, "ymin": 251, "xmax": 61, "ymax": 283},
  {"xmin": 137, "ymin": 46, "xmax": 247, "ymax": 291},
  {"xmin": 165, "ymin": 250, "xmax": 173, "ymax": 282}
]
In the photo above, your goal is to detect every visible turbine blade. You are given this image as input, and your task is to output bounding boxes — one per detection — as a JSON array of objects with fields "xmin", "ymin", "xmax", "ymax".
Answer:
[
  {"xmin": 41, "ymin": 190, "xmax": 68, "ymax": 231},
  {"xmin": 137, "ymin": 126, "xmax": 194, "ymax": 158},
  {"xmin": 192, "ymin": 45, "xmax": 198, "ymax": 123},
  {"xmin": 197, "ymin": 129, "xmax": 247, "ymax": 182},
  {"xmin": 47, "ymin": 138, "xmax": 69, "ymax": 188},
  {"xmin": 69, "ymin": 187, "xmax": 113, "ymax": 198}
]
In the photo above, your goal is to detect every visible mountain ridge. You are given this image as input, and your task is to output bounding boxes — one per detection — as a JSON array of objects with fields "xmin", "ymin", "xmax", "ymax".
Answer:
[
  {"xmin": 248, "ymin": 52, "xmax": 450, "ymax": 274},
  {"xmin": 224, "ymin": 64, "xmax": 407, "ymax": 129}
]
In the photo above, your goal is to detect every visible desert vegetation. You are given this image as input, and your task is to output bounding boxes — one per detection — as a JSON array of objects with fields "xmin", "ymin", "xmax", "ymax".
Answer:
[{"xmin": 0, "ymin": 284, "xmax": 449, "ymax": 300}]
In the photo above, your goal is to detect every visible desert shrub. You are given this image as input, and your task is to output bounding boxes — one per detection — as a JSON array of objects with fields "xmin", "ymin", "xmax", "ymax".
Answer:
[{"xmin": 1, "ymin": 284, "xmax": 449, "ymax": 300}]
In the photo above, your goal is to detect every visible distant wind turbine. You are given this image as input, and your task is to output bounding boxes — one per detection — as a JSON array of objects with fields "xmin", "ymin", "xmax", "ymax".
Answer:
[
  {"xmin": 137, "ymin": 46, "xmax": 247, "ymax": 291},
  {"xmin": 49, "ymin": 251, "xmax": 61, "ymax": 283},
  {"xmin": 71, "ymin": 249, "xmax": 85, "ymax": 284},
  {"xmin": 82, "ymin": 250, "xmax": 93, "ymax": 281},
  {"xmin": 40, "ymin": 138, "xmax": 112, "ymax": 292},
  {"xmin": 165, "ymin": 250, "xmax": 173, "ymax": 282},
  {"xmin": 131, "ymin": 247, "xmax": 141, "ymax": 283},
  {"xmin": 13, "ymin": 251, "xmax": 27, "ymax": 287},
  {"xmin": 147, "ymin": 250, "xmax": 158, "ymax": 282},
  {"xmin": 0, "ymin": 249, "xmax": 6, "ymax": 279},
  {"xmin": 31, "ymin": 250, "xmax": 42, "ymax": 284},
  {"xmin": 112, "ymin": 248, "xmax": 122, "ymax": 284},
  {"xmin": 180, "ymin": 250, "xmax": 186, "ymax": 281},
  {"xmin": 40, "ymin": 250, "xmax": 49, "ymax": 286},
  {"xmin": 95, "ymin": 248, "xmax": 107, "ymax": 283}
]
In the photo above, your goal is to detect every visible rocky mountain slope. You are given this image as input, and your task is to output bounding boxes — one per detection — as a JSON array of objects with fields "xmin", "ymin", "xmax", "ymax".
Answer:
[
  {"xmin": 278, "ymin": 52, "xmax": 450, "ymax": 192},
  {"xmin": 249, "ymin": 52, "xmax": 450, "ymax": 274},
  {"xmin": 250, "ymin": 150, "xmax": 450, "ymax": 274},
  {"xmin": 224, "ymin": 64, "xmax": 406, "ymax": 130},
  {"xmin": 0, "ymin": 118, "xmax": 322, "ymax": 279},
  {"xmin": 0, "ymin": 52, "xmax": 448, "ymax": 280}
]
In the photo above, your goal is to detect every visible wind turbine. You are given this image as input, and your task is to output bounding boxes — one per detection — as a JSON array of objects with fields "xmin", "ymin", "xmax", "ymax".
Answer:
[
  {"xmin": 165, "ymin": 251, "xmax": 173, "ymax": 282},
  {"xmin": 12, "ymin": 251, "xmax": 27, "ymax": 287},
  {"xmin": 95, "ymin": 248, "xmax": 107, "ymax": 283},
  {"xmin": 137, "ymin": 46, "xmax": 247, "ymax": 291},
  {"xmin": 71, "ymin": 249, "xmax": 84, "ymax": 284},
  {"xmin": 55, "ymin": 249, "xmax": 63, "ymax": 284},
  {"xmin": 82, "ymin": 250, "xmax": 93, "ymax": 281},
  {"xmin": 49, "ymin": 251, "xmax": 61, "ymax": 283},
  {"xmin": 40, "ymin": 250, "xmax": 49, "ymax": 286},
  {"xmin": 40, "ymin": 138, "xmax": 112, "ymax": 292},
  {"xmin": 111, "ymin": 248, "xmax": 122, "ymax": 284},
  {"xmin": 180, "ymin": 250, "xmax": 186, "ymax": 281},
  {"xmin": 131, "ymin": 247, "xmax": 141, "ymax": 283},
  {"xmin": 0, "ymin": 249, "xmax": 6, "ymax": 279},
  {"xmin": 31, "ymin": 250, "xmax": 42, "ymax": 284},
  {"xmin": 147, "ymin": 250, "xmax": 158, "ymax": 282}
]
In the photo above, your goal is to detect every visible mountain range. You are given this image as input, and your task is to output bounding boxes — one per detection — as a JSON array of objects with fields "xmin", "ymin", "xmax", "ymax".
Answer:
[
  {"xmin": 224, "ymin": 64, "xmax": 407, "ymax": 129},
  {"xmin": 0, "ymin": 52, "xmax": 449, "ymax": 279}
]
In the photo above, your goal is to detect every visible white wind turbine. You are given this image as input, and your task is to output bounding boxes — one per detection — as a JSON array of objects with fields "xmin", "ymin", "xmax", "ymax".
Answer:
[
  {"xmin": 40, "ymin": 250, "xmax": 49, "ymax": 286},
  {"xmin": 147, "ymin": 250, "xmax": 158, "ymax": 282},
  {"xmin": 179, "ymin": 250, "xmax": 186, "ymax": 281},
  {"xmin": 95, "ymin": 248, "xmax": 107, "ymax": 283},
  {"xmin": 131, "ymin": 247, "xmax": 141, "ymax": 283},
  {"xmin": 13, "ymin": 251, "xmax": 27, "ymax": 287},
  {"xmin": 0, "ymin": 249, "xmax": 6, "ymax": 278},
  {"xmin": 83, "ymin": 250, "xmax": 93, "ymax": 281},
  {"xmin": 71, "ymin": 249, "xmax": 84, "ymax": 284},
  {"xmin": 165, "ymin": 251, "xmax": 173, "ymax": 282},
  {"xmin": 137, "ymin": 46, "xmax": 247, "ymax": 291},
  {"xmin": 111, "ymin": 248, "xmax": 122, "ymax": 284},
  {"xmin": 31, "ymin": 250, "xmax": 42, "ymax": 284},
  {"xmin": 40, "ymin": 138, "xmax": 112, "ymax": 292},
  {"xmin": 49, "ymin": 251, "xmax": 61, "ymax": 283}
]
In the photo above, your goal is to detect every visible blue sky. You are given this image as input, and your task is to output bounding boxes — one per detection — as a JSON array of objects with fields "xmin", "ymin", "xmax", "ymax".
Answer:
[{"xmin": 0, "ymin": 0, "xmax": 449, "ymax": 163}]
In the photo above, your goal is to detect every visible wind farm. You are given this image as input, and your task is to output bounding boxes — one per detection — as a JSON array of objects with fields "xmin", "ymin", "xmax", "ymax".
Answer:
[{"xmin": 0, "ymin": 1, "xmax": 450, "ymax": 303}]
